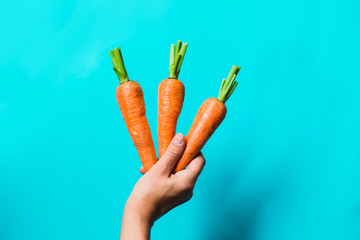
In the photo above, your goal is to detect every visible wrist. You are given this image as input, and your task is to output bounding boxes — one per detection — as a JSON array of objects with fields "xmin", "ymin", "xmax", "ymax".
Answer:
[
  {"xmin": 120, "ymin": 199, "xmax": 153, "ymax": 240},
  {"xmin": 124, "ymin": 194, "xmax": 155, "ymax": 227}
]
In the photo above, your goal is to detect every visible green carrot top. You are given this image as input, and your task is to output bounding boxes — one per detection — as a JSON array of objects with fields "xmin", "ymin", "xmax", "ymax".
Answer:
[
  {"xmin": 217, "ymin": 65, "xmax": 241, "ymax": 103},
  {"xmin": 109, "ymin": 46, "xmax": 129, "ymax": 84},
  {"xmin": 169, "ymin": 40, "xmax": 188, "ymax": 79}
]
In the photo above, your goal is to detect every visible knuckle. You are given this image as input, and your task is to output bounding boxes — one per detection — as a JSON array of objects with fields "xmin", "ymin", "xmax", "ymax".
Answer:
[
  {"xmin": 151, "ymin": 162, "xmax": 167, "ymax": 175},
  {"xmin": 166, "ymin": 145, "xmax": 181, "ymax": 158},
  {"xmin": 178, "ymin": 179, "xmax": 194, "ymax": 194},
  {"xmin": 182, "ymin": 191, "xmax": 193, "ymax": 203},
  {"xmin": 185, "ymin": 183, "xmax": 194, "ymax": 192}
]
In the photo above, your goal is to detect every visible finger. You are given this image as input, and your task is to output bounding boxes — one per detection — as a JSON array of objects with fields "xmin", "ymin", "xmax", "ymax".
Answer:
[
  {"xmin": 183, "ymin": 152, "xmax": 206, "ymax": 183},
  {"xmin": 139, "ymin": 166, "xmax": 145, "ymax": 175},
  {"xmin": 156, "ymin": 133, "xmax": 186, "ymax": 175}
]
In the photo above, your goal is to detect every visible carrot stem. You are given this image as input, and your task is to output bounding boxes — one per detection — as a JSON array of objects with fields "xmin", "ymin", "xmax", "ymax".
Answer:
[
  {"xmin": 217, "ymin": 65, "xmax": 241, "ymax": 103},
  {"xmin": 169, "ymin": 40, "xmax": 188, "ymax": 79},
  {"xmin": 109, "ymin": 46, "xmax": 129, "ymax": 84}
]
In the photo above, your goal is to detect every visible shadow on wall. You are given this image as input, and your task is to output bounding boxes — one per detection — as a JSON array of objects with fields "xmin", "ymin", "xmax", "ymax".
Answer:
[{"xmin": 201, "ymin": 159, "xmax": 281, "ymax": 240}]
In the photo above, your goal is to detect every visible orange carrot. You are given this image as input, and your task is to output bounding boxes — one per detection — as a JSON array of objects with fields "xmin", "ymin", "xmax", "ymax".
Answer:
[
  {"xmin": 158, "ymin": 40, "xmax": 187, "ymax": 158},
  {"xmin": 110, "ymin": 46, "xmax": 157, "ymax": 172},
  {"xmin": 173, "ymin": 66, "xmax": 241, "ymax": 173}
]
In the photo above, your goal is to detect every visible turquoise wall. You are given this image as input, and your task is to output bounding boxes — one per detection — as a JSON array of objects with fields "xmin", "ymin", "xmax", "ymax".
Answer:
[{"xmin": 1, "ymin": 0, "xmax": 359, "ymax": 239}]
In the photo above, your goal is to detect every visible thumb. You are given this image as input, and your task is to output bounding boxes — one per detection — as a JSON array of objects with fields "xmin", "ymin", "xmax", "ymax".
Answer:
[{"xmin": 156, "ymin": 133, "xmax": 186, "ymax": 175}]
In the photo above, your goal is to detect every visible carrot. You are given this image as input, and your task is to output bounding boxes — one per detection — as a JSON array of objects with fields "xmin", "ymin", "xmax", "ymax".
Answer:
[
  {"xmin": 109, "ymin": 46, "xmax": 157, "ymax": 172},
  {"xmin": 173, "ymin": 65, "xmax": 241, "ymax": 173},
  {"xmin": 157, "ymin": 40, "xmax": 187, "ymax": 158}
]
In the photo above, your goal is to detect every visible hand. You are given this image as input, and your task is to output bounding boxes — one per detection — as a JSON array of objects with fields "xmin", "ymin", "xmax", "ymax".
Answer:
[{"xmin": 120, "ymin": 133, "xmax": 206, "ymax": 239}]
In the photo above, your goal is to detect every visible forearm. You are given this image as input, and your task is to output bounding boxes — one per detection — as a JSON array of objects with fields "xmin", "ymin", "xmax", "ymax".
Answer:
[{"xmin": 120, "ymin": 199, "xmax": 152, "ymax": 240}]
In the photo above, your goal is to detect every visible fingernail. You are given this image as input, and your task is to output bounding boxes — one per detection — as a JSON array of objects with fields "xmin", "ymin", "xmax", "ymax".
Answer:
[{"xmin": 173, "ymin": 133, "xmax": 183, "ymax": 146}]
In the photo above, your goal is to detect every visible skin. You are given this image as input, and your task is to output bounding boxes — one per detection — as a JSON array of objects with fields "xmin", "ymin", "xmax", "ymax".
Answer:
[
  {"xmin": 173, "ymin": 97, "xmax": 226, "ymax": 172},
  {"xmin": 158, "ymin": 78, "xmax": 185, "ymax": 158},
  {"xmin": 116, "ymin": 81, "xmax": 157, "ymax": 172},
  {"xmin": 120, "ymin": 133, "xmax": 206, "ymax": 240}
]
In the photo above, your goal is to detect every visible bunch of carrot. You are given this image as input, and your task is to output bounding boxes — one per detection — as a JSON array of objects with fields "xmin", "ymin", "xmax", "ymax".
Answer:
[{"xmin": 109, "ymin": 41, "xmax": 241, "ymax": 173}]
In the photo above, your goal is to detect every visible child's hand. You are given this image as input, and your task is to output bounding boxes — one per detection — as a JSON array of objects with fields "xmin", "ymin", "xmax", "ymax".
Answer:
[{"xmin": 120, "ymin": 133, "xmax": 205, "ymax": 239}]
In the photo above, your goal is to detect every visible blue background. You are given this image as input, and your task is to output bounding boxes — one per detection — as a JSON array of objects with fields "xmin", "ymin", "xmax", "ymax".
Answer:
[{"xmin": 1, "ymin": 0, "xmax": 360, "ymax": 239}]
